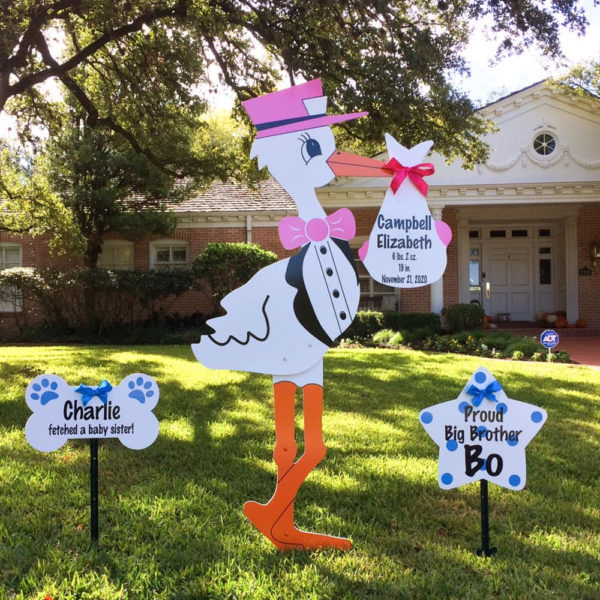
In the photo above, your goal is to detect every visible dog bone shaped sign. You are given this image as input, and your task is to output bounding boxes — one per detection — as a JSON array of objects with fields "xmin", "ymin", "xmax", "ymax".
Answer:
[{"xmin": 25, "ymin": 373, "xmax": 160, "ymax": 452}]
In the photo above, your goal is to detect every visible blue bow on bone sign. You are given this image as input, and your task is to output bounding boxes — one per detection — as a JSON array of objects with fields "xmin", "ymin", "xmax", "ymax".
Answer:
[
  {"xmin": 75, "ymin": 380, "xmax": 113, "ymax": 406},
  {"xmin": 26, "ymin": 373, "xmax": 160, "ymax": 452},
  {"xmin": 467, "ymin": 380, "xmax": 502, "ymax": 407}
]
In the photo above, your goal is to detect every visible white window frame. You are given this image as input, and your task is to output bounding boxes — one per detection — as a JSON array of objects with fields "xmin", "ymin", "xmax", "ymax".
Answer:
[
  {"xmin": 351, "ymin": 239, "xmax": 397, "ymax": 311},
  {"xmin": 150, "ymin": 240, "xmax": 190, "ymax": 270},
  {"xmin": 97, "ymin": 241, "xmax": 134, "ymax": 270},
  {"xmin": 0, "ymin": 243, "xmax": 23, "ymax": 312}
]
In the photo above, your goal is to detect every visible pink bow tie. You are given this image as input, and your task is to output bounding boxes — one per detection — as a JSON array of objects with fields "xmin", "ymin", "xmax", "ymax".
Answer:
[
  {"xmin": 279, "ymin": 207, "xmax": 356, "ymax": 250},
  {"xmin": 385, "ymin": 158, "xmax": 435, "ymax": 196}
]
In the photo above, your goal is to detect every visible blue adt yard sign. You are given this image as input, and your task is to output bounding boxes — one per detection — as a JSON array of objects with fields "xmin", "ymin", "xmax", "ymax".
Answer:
[{"xmin": 540, "ymin": 329, "xmax": 559, "ymax": 349}]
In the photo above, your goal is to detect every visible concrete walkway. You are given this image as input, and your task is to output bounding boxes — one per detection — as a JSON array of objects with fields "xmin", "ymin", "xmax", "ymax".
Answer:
[{"xmin": 554, "ymin": 337, "xmax": 600, "ymax": 368}]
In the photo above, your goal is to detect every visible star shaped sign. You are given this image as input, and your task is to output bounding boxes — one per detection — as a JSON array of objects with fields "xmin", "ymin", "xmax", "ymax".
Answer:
[{"xmin": 419, "ymin": 367, "xmax": 547, "ymax": 491}]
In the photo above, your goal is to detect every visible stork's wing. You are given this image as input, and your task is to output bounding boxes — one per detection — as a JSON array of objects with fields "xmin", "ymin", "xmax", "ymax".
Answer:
[{"xmin": 204, "ymin": 258, "xmax": 289, "ymax": 346}]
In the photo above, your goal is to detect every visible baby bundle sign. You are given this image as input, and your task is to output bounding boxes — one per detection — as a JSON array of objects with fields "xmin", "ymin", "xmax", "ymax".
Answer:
[
  {"xmin": 25, "ymin": 373, "xmax": 160, "ymax": 452},
  {"xmin": 359, "ymin": 135, "xmax": 452, "ymax": 288},
  {"xmin": 419, "ymin": 367, "xmax": 547, "ymax": 490}
]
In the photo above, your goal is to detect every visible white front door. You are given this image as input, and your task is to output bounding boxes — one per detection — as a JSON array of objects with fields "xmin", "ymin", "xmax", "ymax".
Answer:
[{"xmin": 483, "ymin": 242, "xmax": 534, "ymax": 321}]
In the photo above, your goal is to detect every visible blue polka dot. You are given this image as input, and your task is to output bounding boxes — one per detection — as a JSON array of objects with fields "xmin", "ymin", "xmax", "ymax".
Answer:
[
  {"xmin": 446, "ymin": 439, "xmax": 458, "ymax": 452},
  {"xmin": 441, "ymin": 473, "xmax": 453, "ymax": 485},
  {"xmin": 531, "ymin": 411, "xmax": 543, "ymax": 423},
  {"xmin": 509, "ymin": 474, "xmax": 521, "ymax": 487},
  {"xmin": 474, "ymin": 371, "xmax": 487, "ymax": 384},
  {"xmin": 496, "ymin": 403, "xmax": 507, "ymax": 415},
  {"xmin": 477, "ymin": 426, "xmax": 487, "ymax": 435},
  {"xmin": 458, "ymin": 401, "xmax": 470, "ymax": 413},
  {"xmin": 507, "ymin": 438, "xmax": 519, "ymax": 447},
  {"xmin": 420, "ymin": 411, "xmax": 433, "ymax": 424},
  {"xmin": 480, "ymin": 459, "xmax": 487, "ymax": 471}
]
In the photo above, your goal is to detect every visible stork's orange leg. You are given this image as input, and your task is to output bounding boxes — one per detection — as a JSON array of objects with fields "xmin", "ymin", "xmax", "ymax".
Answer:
[
  {"xmin": 244, "ymin": 381, "xmax": 298, "ymax": 549},
  {"xmin": 244, "ymin": 383, "xmax": 351, "ymax": 551},
  {"xmin": 270, "ymin": 384, "xmax": 351, "ymax": 550}
]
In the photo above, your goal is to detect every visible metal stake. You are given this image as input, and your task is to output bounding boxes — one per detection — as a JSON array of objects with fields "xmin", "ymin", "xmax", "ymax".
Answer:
[
  {"xmin": 476, "ymin": 479, "xmax": 497, "ymax": 557},
  {"xmin": 90, "ymin": 438, "xmax": 99, "ymax": 544}
]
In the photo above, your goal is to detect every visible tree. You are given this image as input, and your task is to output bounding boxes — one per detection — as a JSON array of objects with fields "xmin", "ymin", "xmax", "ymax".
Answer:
[
  {"xmin": 0, "ymin": 105, "xmax": 250, "ymax": 263},
  {"xmin": 0, "ymin": 0, "xmax": 592, "ymax": 173},
  {"xmin": 550, "ymin": 60, "xmax": 600, "ymax": 101},
  {"xmin": 43, "ymin": 121, "xmax": 182, "ymax": 267}
]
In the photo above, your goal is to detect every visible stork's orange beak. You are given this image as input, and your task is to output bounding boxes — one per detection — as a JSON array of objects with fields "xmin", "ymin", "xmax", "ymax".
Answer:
[{"xmin": 327, "ymin": 151, "xmax": 393, "ymax": 177}]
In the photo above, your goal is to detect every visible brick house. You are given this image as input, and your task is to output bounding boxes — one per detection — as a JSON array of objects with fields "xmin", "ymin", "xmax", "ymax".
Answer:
[{"xmin": 1, "ymin": 81, "xmax": 599, "ymax": 334}]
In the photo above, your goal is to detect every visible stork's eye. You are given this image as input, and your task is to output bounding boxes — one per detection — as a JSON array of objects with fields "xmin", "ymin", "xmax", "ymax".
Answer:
[{"xmin": 299, "ymin": 133, "xmax": 322, "ymax": 165}]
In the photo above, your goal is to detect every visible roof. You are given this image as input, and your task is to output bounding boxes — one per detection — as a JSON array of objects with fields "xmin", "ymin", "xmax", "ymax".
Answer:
[
  {"xmin": 170, "ymin": 178, "xmax": 295, "ymax": 213},
  {"xmin": 478, "ymin": 80, "xmax": 547, "ymax": 111}
]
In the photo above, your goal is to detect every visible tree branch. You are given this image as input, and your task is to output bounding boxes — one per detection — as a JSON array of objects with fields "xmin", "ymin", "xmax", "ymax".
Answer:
[
  {"xmin": 3, "ymin": 1, "xmax": 80, "ymax": 72},
  {"xmin": 204, "ymin": 37, "xmax": 254, "ymax": 99},
  {"xmin": 4, "ymin": 1, "xmax": 187, "ymax": 108}
]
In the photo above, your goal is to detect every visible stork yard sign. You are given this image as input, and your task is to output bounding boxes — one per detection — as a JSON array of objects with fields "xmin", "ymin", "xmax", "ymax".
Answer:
[
  {"xmin": 25, "ymin": 373, "xmax": 160, "ymax": 451},
  {"xmin": 419, "ymin": 367, "xmax": 547, "ymax": 491},
  {"xmin": 190, "ymin": 78, "xmax": 452, "ymax": 551}
]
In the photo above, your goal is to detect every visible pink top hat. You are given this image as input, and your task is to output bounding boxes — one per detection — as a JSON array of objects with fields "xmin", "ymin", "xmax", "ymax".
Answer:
[{"xmin": 242, "ymin": 78, "xmax": 368, "ymax": 139}]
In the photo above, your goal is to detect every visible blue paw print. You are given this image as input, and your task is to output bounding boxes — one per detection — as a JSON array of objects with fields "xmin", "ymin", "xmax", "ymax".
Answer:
[
  {"xmin": 128, "ymin": 377, "xmax": 155, "ymax": 404},
  {"xmin": 30, "ymin": 378, "xmax": 59, "ymax": 405}
]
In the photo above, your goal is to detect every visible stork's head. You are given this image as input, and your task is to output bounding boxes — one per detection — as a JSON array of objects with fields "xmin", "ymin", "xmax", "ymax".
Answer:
[
  {"xmin": 249, "ymin": 125, "xmax": 338, "ymax": 196},
  {"xmin": 244, "ymin": 79, "xmax": 391, "ymax": 208}
]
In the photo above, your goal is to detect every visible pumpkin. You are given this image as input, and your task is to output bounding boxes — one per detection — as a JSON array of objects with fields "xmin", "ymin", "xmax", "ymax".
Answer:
[
  {"xmin": 554, "ymin": 317, "xmax": 567, "ymax": 328},
  {"xmin": 575, "ymin": 319, "xmax": 587, "ymax": 328}
]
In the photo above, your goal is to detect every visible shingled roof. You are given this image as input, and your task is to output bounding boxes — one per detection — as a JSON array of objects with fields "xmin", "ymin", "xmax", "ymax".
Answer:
[{"xmin": 170, "ymin": 177, "xmax": 295, "ymax": 213}]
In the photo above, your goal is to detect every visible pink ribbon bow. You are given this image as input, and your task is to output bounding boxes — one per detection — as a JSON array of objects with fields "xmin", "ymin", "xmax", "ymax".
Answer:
[
  {"xmin": 279, "ymin": 207, "xmax": 356, "ymax": 250},
  {"xmin": 384, "ymin": 158, "xmax": 435, "ymax": 196}
]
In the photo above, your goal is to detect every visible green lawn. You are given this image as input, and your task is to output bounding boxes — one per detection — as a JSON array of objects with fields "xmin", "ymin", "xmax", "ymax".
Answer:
[{"xmin": 1, "ymin": 345, "xmax": 599, "ymax": 599}]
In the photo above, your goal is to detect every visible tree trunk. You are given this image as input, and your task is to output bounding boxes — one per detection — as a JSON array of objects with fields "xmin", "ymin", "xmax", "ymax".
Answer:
[{"xmin": 82, "ymin": 235, "xmax": 103, "ymax": 332}]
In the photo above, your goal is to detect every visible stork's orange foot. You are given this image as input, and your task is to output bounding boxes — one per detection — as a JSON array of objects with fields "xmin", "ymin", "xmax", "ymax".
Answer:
[
  {"xmin": 272, "ymin": 522, "xmax": 352, "ymax": 551},
  {"xmin": 244, "ymin": 500, "xmax": 351, "ymax": 551},
  {"xmin": 244, "ymin": 501, "xmax": 301, "ymax": 550}
]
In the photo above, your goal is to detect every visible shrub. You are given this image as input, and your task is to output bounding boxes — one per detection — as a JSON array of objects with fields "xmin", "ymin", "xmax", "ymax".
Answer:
[
  {"xmin": 400, "ymin": 327, "xmax": 435, "ymax": 345},
  {"xmin": 441, "ymin": 303, "xmax": 485, "ymax": 333},
  {"xmin": 512, "ymin": 350, "xmax": 525, "ymax": 360},
  {"xmin": 382, "ymin": 311, "xmax": 441, "ymax": 333},
  {"xmin": 388, "ymin": 331, "xmax": 405, "ymax": 346},
  {"xmin": 193, "ymin": 242, "xmax": 277, "ymax": 314},
  {"xmin": 505, "ymin": 337, "xmax": 544, "ymax": 356},
  {"xmin": 372, "ymin": 329, "xmax": 395, "ymax": 344},
  {"xmin": 345, "ymin": 311, "xmax": 384, "ymax": 340},
  {"xmin": 0, "ymin": 267, "xmax": 195, "ymax": 337},
  {"xmin": 480, "ymin": 333, "xmax": 514, "ymax": 351}
]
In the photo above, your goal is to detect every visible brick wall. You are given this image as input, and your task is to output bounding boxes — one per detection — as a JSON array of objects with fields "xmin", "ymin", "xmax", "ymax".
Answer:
[
  {"xmin": 577, "ymin": 202, "xmax": 600, "ymax": 327},
  {"xmin": 442, "ymin": 207, "xmax": 459, "ymax": 306}
]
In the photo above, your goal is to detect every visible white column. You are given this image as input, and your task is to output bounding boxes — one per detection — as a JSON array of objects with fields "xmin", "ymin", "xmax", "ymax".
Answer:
[
  {"xmin": 430, "ymin": 206, "xmax": 444, "ymax": 314},
  {"xmin": 565, "ymin": 215, "xmax": 579, "ymax": 322},
  {"xmin": 456, "ymin": 215, "xmax": 470, "ymax": 304},
  {"xmin": 246, "ymin": 215, "xmax": 253, "ymax": 243}
]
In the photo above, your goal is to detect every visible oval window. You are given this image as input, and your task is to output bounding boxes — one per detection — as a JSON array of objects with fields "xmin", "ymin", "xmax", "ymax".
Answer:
[{"xmin": 533, "ymin": 133, "xmax": 556, "ymax": 156}]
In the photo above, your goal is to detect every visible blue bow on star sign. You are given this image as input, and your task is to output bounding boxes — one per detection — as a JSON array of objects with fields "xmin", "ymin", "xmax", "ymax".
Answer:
[
  {"xmin": 75, "ymin": 380, "xmax": 113, "ymax": 406},
  {"xmin": 467, "ymin": 380, "xmax": 502, "ymax": 407}
]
